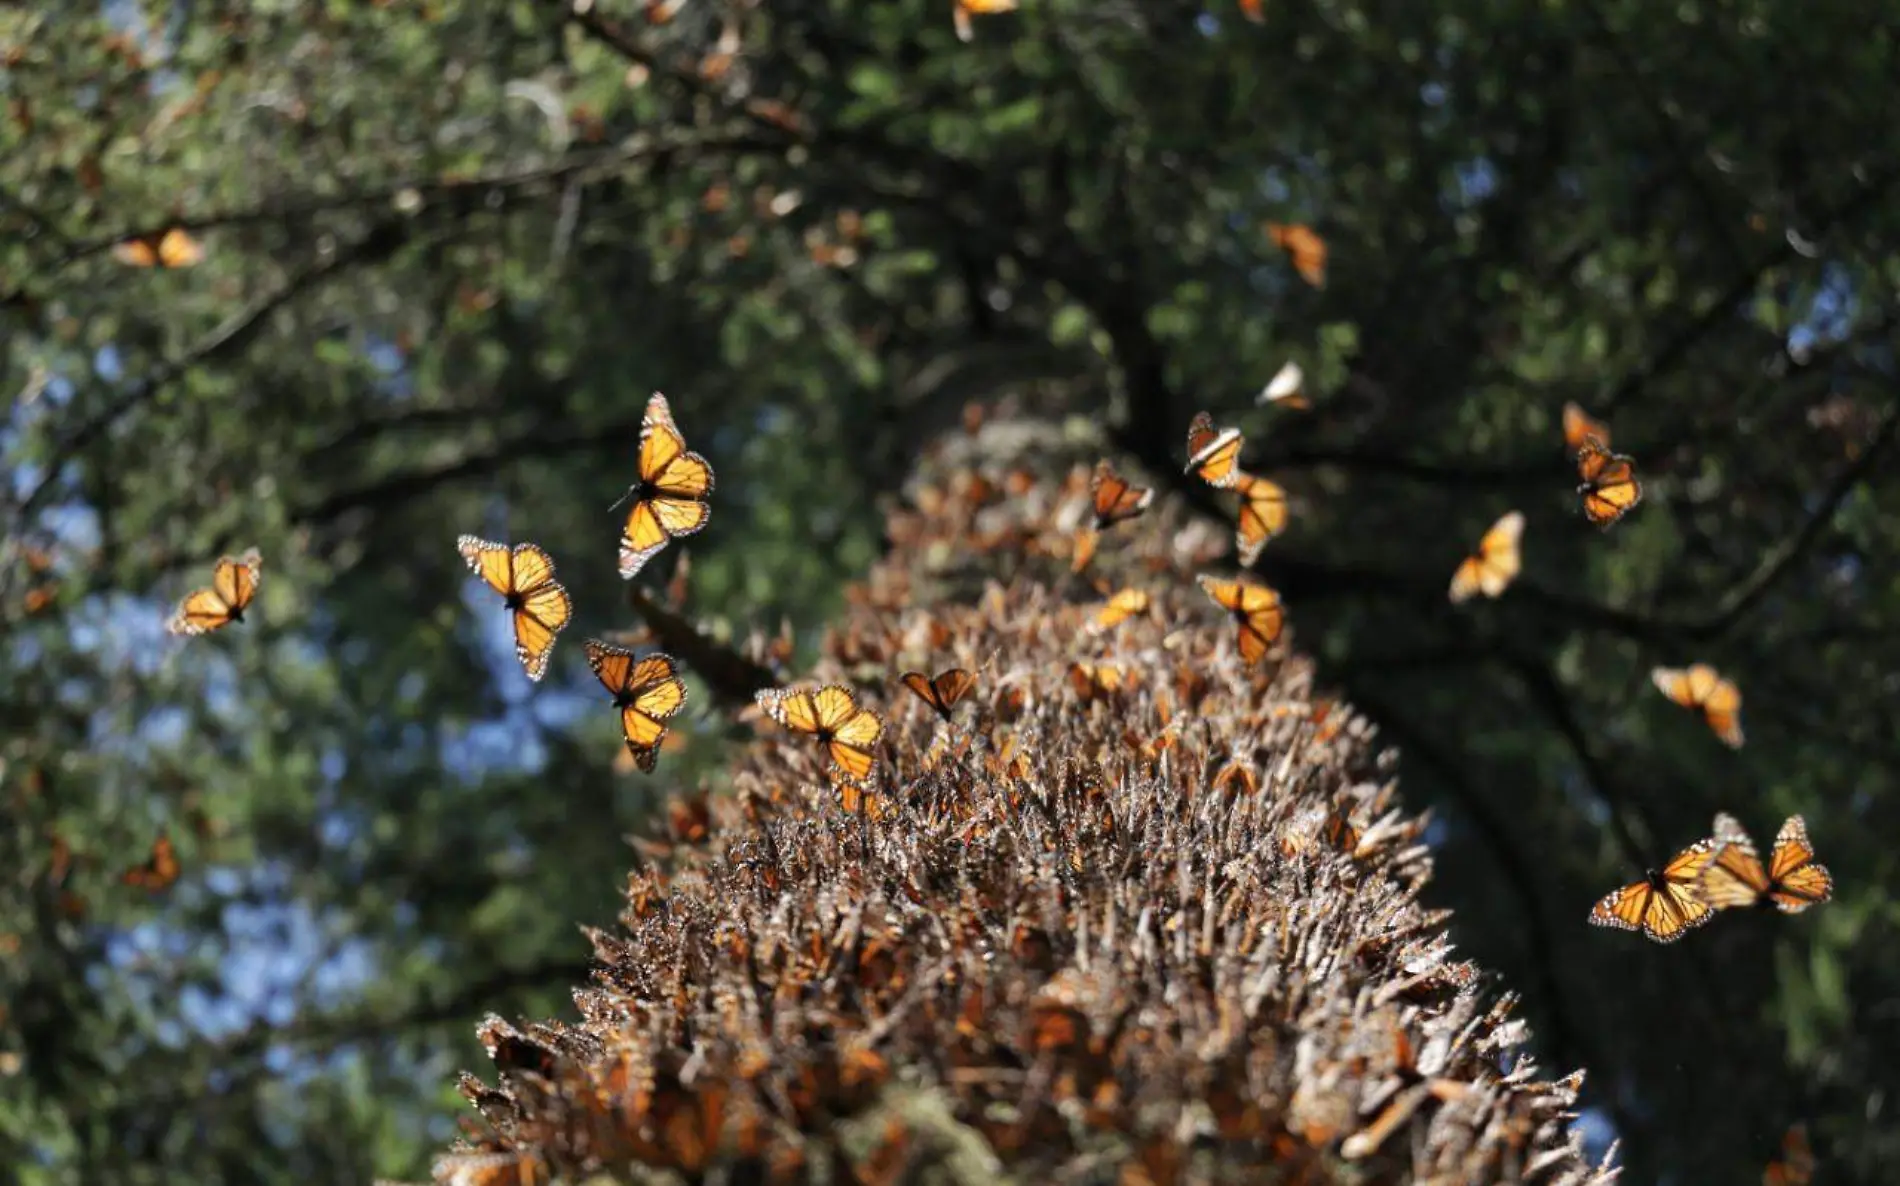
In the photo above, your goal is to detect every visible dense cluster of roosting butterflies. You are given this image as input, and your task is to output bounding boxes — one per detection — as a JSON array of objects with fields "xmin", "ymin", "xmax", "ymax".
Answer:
[{"xmin": 160, "ymin": 384, "xmax": 1829, "ymax": 942}]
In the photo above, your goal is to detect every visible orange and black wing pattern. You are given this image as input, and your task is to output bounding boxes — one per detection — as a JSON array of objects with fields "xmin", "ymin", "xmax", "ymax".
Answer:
[
  {"xmin": 167, "ymin": 548, "xmax": 262, "ymax": 636},
  {"xmin": 457, "ymin": 535, "xmax": 573, "ymax": 682},
  {"xmin": 1562, "ymin": 402, "xmax": 1610, "ymax": 451},
  {"xmin": 585, "ymin": 639, "xmax": 688, "ymax": 772},
  {"xmin": 757, "ymin": 684, "xmax": 884, "ymax": 784},
  {"xmin": 1089, "ymin": 587, "xmax": 1151, "ymax": 633},
  {"xmin": 899, "ymin": 668, "xmax": 976, "ymax": 722},
  {"xmin": 1702, "ymin": 813, "xmax": 1832, "ymax": 914},
  {"xmin": 1574, "ymin": 437, "xmax": 1642, "ymax": 527},
  {"xmin": 1197, "ymin": 573, "xmax": 1285, "ymax": 664},
  {"xmin": 618, "ymin": 392, "xmax": 715, "ymax": 579},
  {"xmin": 1185, "ymin": 413, "xmax": 1247, "ymax": 489},
  {"xmin": 1651, "ymin": 663, "xmax": 1744, "ymax": 748},
  {"xmin": 121, "ymin": 833, "xmax": 180, "ymax": 893},
  {"xmin": 1448, "ymin": 511, "xmax": 1524, "ymax": 603},
  {"xmin": 1089, "ymin": 460, "xmax": 1153, "ymax": 530},
  {"xmin": 1588, "ymin": 838, "xmax": 1716, "ymax": 943},
  {"xmin": 1235, "ymin": 474, "xmax": 1289, "ymax": 565},
  {"xmin": 113, "ymin": 226, "xmax": 204, "ymax": 269}
]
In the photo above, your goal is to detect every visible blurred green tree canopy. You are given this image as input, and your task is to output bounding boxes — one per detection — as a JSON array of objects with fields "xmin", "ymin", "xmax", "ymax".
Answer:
[{"xmin": 2, "ymin": 1, "xmax": 1896, "ymax": 1182}]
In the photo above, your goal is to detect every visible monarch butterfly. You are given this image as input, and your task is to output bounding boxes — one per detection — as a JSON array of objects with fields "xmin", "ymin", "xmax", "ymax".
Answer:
[
  {"xmin": 1698, "ymin": 813, "xmax": 1833, "ymax": 913},
  {"xmin": 584, "ymin": 640, "xmax": 687, "ymax": 772},
  {"xmin": 898, "ymin": 668, "xmax": 976, "ymax": 721},
  {"xmin": 1066, "ymin": 661, "xmax": 1127, "ymax": 702},
  {"xmin": 1089, "ymin": 459, "xmax": 1153, "ymax": 530},
  {"xmin": 121, "ymin": 833, "xmax": 180, "ymax": 892},
  {"xmin": 1587, "ymin": 838, "xmax": 1717, "ymax": 943},
  {"xmin": 614, "ymin": 392, "xmax": 714, "ymax": 580},
  {"xmin": 1265, "ymin": 222, "xmax": 1327, "ymax": 287},
  {"xmin": 1574, "ymin": 437, "xmax": 1642, "ymax": 526},
  {"xmin": 1185, "ymin": 412, "xmax": 1247, "ymax": 489},
  {"xmin": 1448, "ymin": 511, "xmax": 1525, "ymax": 603},
  {"xmin": 456, "ymin": 535, "xmax": 573, "ymax": 682},
  {"xmin": 111, "ymin": 226, "xmax": 203, "ymax": 269},
  {"xmin": 756, "ymin": 684, "xmax": 884, "ymax": 783},
  {"xmin": 431, "ymin": 1150, "xmax": 547, "ymax": 1186},
  {"xmin": 953, "ymin": 0, "xmax": 1017, "ymax": 42},
  {"xmin": 1197, "ymin": 573, "xmax": 1285, "ymax": 664},
  {"xmin": 1088, "ymin": 587, "xmax": 1151, "ymax": 633},
  {"xmin": 167, "ymin": 548, "xmax": 262, "ymax": 635},
  {"xmin": 1235, "ymin": 474, "xmax": 1289, "ymax": 565},
  {"xmin": 1762, "ymin": 1123, "xmax": 1814, "ymax": 1186},
  {"xmin": 1561, "ymin": 402, "xmax": 1611, "ymax": 451},
  {"xmin": 1257, "ymin": 360, "xmax": 1310, "ymax": 409},
  {"xmin": 1650, "ymin": 663, "xmax": 1744, "ymax": 748}
]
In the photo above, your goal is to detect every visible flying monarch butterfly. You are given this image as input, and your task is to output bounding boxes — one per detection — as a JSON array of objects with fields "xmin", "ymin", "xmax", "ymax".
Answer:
[
  {"xmin": 1574, "ymin": 437, "xmax": 1642, "ymax": 527},
  {"xmin": 1256, "ymin": 360, "xmax": 1311, "ymax": 409},
  {"xmin": 1265, "ymin": 222, "xmax": 1327, "ymax": 287},
  {"xmin": 1587, "ymin": 838, "xmax": 1717, "ymax": 943},
  {"xmin": 898, "ymin": 668, "xmax": 976, "ymax": 721},
  {"xmin": 953, "ymin": 0, "xmax": 1017, "ymax": 42},
  {"xmin": 1197, "ymin": 574, "xmax": 1285, "ymax": 664},
  {"xmin": 121, "ymin": 832, "xmax": 180, "ymax": 893},
  {"xmin": 756, "ymin": 684, "xmax": 884, "ymax": 783},
  {"xmin": 167, "ymin": 548, "xmax": 262, "ymax": 635},
  {"xmin": 1089, "ymin": 586, "xmax": 1151, "ymax": 632},
  {"xmin": 1762, "ymin": 1123, "xmax": 1814, "ymax": 1186},
  {"xmin": 1235, "ymin": 474, "xmax": 1289, "ymax": 565},
  {"xmin": 1698, "ymin": 813, "xmax": 1833, "ymax": 913},
  {"xmin": 456, "ymin": 535, "xmax": 573, "ymax": 682},
  {"xmin": 1561, "ymin": 402, "xmax": 1611, "ymax": 451},
  {"xmin": 1185, "ymin": 412, "xmax": 1247, "ymax": 489},
  {"xmin": 431, "ymin": 1150, "xmax": 548, "ymax": 1186},
  {"xmin": 613, "ymin": 392, "xmax": 714, "ymax": 580},
  {"xmin": 584, "ymin": 640, "xmax": 687, "ymax": 772},
  {"xmin": 111, "ymin": 226, "xmax": 203, "ymax": 269},
  {"xmin": 1089, "ymin": 459, "xmax": 1153, "ymax": 530},
  {"xmin": 1066, "ymin": 661, "xmax": 1128, "ymax": 702},
  {"xmin": 1650, "ymin": 663, "xmax": 1744, "ymax": 748},
  {"xmin": 1448, "ymin": 511, "xmax": 1525, "ymax": 603},
  {"xmin": 1239, "ymin": 0, "xmax": 1265, "ymax": 25}
]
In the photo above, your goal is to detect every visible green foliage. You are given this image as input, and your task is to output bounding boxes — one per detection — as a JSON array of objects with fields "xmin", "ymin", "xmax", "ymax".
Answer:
[{"xmin": 2, "ymin": 0, "xmax": 1896, "ymax": 1182}]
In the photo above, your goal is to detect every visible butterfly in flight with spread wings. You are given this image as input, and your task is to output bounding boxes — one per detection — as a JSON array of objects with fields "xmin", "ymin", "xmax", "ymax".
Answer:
[
  {"xmin": 1698, "ymin": 812, "xmax": 1833, "ymax": 914},
  {"xmin": 1074, "ymin": 460, "xmax": 1154, "ymax": 572},
  {"xmin": 1651, "ymin": 663, "xmax": 1744, "ymax": 748},
  {"xmin": 1235, "ymin": 473, "xmax": 1289, "ymax": 564},
  {"xmin": 1089, "ymin": 587, "xmax": 1151, "ymax": 633},
  {"xmin": 1184, "ymin": 412, "xmax": 1248, "ymax": 489},
  {"xmin": 1265, "ymin": 222, "xmax": 1327, "ymax": 287},
  {"xmin": 457, "ymin": 536, "xmax": 573, "ymax": 682},
  {"xmin": 1574, "ymin": 436, "xmax": 1642, "ymax": 527},
  {"xmin": 585, "ymin": 640, "xmax": 688, "ymax": 772},
  {"xmin": 167, "ymin": 548, "xmax": 262, "ymax": 635},
  {"xmin": 1448, "ymin": 511, "xmax": 1525, "ymax": 603},
  {"xmin": 613, "ymin": 392, "xmax": 714, "ymax": 579},
  {"xmin": 1562, "ymin": 402, "xmax": 1611, "ymax": 452},
  {"xmin": 756, "ymin": 684, "xmax": 884, "ymax": 784},
  {"xmin": 122, "ymin": 833, "xmax": 180, "ymax": 893},
  {"xmin": 112, "ymin": 226, "xmax": 204, "ymax": 269},
  {"xmin": 1197, "ymin": 574, "xmax": 1285, "ymax": 664},
  {"xmin": 899, "ymin": 668, "xmax": 976, "ymax": 722},
  {"xmin": 1257, "ymin": 360, "xmax": 1311, "ymax": 410},
  {"xmin": 1588, "ymin": 837, "xmax": 1717, "ymax": 943}
]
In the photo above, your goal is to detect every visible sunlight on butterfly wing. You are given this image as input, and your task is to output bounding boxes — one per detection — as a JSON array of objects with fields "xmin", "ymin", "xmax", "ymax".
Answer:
[
  {"xmin": 1185, "ymin": 413, "xmax": 1247, "ymax": 489},
  {"xmin": 1197, "ymin": 573, "xmax": 1284, "ymax": 664},
  {"xmin": 1562, "ymin": 402, "xmax": 1610, "ymax": 451},
  {"xmin": 1089, "ymin": 459, "xmax": 1153, "ymax": 530},
  {"xmin": 166, "ymin": 548, "xmax": 262, "ymax": 635},
  {"xmin": 899, "ymin": 669, "xmax": 975, "ymax": 721},
  {"xmin": 1765, "ymin": 815, "xmax": 1832, "ymax": 912},
  {"xmin": 1589, "ymin": 839, "xmax": 1715, "ymax": 942},
  {"xmin": 953, "ymin": 0, "xmax": 1016, "ymax": 42},
  {"xmin": 1266, "ymin": 222, "xmax": 1326, "ymax": 287},
  {"xmin": 1235, "ymin": 475, "xmax": 1289, "ymax": 565},
  {"xmin": 619, "ymin": 392, "xmax": 715, "ymax": 579},
  {"xmin": 1575, "ymin": 439, "xmax": 1642, "ymax": 526},
  {"xmin": 1651, "ymin": 663, "xmax": 1744, "ymax": 747},
  {"xmin": 1448, "ymin": 511, "xmax": 1523, "ymax": 603},
  {"xmin": 1089, "ymin": 587, "xmax": 1151, "ymax": 633},
  {"xmin": 1697, "ymin": 812, "xmax": 1770, "ymax": 910},
  {"xmin": 1257, "ymin": 360, "xmax": 1309, "ymax": 408}
]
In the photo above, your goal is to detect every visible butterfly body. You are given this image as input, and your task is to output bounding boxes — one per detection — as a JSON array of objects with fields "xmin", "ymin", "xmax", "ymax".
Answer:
[
  {"xmin": 1185, "ymin": 413, "xmax": 1247, "ymax": 489},
  {"xmin": 1699, "ymin": 813, "xmax": 1832, "ymax": 913},
  {"xmin": 899, "ymin": 668, "xmax": 975, "ymax": 722},
  {"xmin": 1197, "ymin": 573, "xmax": 1285, "ymax": 664},
  {"xmin": 757, "ymin": 684, "xmax": 884, "ymax": 783},
  {"xmin": 617, "ymin": 392, "xmax": 715, "ymax": 579},
  {"xmin": 1588, "ymin": 838, "xmax": 1716, "ymax": 942},
  {"xmin": 1651, "ymin": 663, "xmax": 1744, "ymax": 747}
]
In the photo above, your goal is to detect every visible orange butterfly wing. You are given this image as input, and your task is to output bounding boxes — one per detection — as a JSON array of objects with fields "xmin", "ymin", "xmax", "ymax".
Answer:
[
  {"xmin": 1590, "ymin": 839, "xmax": 1715, "ymax": 942},
  {"xmin": 167, "ymin": 548, "xmax": 262, "ymax": 635},
  {"xmin": 1697, "ymin": 812, "xmax": 1769, "ymax": 910},
  {"xmin": 1235, "ymin": 475, "xmax": 1289, "ymax": 565},
  {"xmin": 1198, "ymin": 574, "xmax": 1283, "ymax": 663},
  {"xmin": 587, "ymin": 640, "xmax": 687, "ymax": 771},
  {"xmin": 1265, "ymin": 222, "xmax": 1327, "ymax": 287},
  {"xmin": 1575, "ymin": 439, "xmax": 1642, "ymax": 526},
  {"xmin": 899, "ymin": 668, "xmax": 975, "ymax": 720},
  {"xmin": 1762, "ymin": 1123, "xmax": 1814, "ymax": 1186},
  {"xmin": 1764, "ymin": 815, "xmax": 1832, "ymax": 913},
  {"xmin": 1562, "ymin": 402, "xmax": 1610, "ymax": 451},
  {"xmin": 458, "ymin": 536, "xmax": 571, "ymax": 681},
  {"xmin": 618, "ymin": 392, "xmax": 715, "ymax": 579},
  {"xmin": 1652, "ymin": 664, "xmax": 1744, "ymax": 747},
  {"xmin": 1089, "ymin": 460, "xmax": 1153, "ymax": 530},
  {"xmin": 1089, "ymin": 587, "xmax": 1151, "ymax": 632},
  {"xmin": 1184, "ymin": 413, "xmax": 1247, "ymax": 489},
  {"xmin": 122, "ymin": 833, "xmax": 180, "ymax": 892},
  {"xmin": 1448, "ymin": 511, "xmax": 1523, "ymax": 603}
]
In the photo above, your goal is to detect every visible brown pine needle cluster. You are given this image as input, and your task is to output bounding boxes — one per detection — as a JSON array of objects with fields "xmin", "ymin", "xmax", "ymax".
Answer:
[{"xmin": 430, "ymin": 411, "xmax": 1618, "ymax": 1185}]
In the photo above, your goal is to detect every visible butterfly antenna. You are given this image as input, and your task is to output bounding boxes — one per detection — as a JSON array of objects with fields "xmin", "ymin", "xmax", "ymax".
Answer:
[{"xmin": 606, "ymin": 484, "xmax": 638, "ymax": 514}]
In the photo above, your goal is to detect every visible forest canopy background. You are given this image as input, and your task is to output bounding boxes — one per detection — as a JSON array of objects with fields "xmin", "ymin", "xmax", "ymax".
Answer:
[{"xmin": 2, "ymin": 1, "xmax": 1898, "ymax": 1184}]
